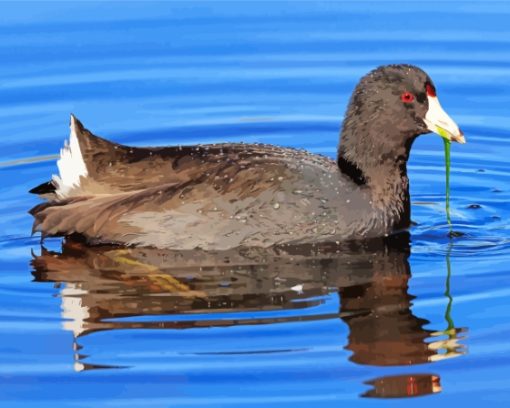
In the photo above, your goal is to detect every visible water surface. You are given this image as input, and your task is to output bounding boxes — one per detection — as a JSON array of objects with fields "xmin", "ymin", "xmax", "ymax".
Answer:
[{"xmin": 1, "ymin": 2, "xmax": 510, "ymax": 407}]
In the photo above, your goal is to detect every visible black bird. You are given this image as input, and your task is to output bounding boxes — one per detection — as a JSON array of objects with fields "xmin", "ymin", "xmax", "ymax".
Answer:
[{"xmin": 30, "ymin": 64, "xmax": 465, "ymax": 249}]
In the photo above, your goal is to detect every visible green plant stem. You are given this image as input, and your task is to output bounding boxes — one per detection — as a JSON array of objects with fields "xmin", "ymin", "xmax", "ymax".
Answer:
[{"xmin": 443, "ymin": 139, "xmax": 452, "ymax": 226}]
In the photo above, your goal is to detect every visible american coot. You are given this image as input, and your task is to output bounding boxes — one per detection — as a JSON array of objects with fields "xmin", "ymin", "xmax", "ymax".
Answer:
[{"xmin": 30, "ymin": 64, "xmax": 465, "ymax": 249}]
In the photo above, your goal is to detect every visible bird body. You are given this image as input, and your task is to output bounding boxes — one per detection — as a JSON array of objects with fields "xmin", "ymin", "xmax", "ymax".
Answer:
[{"xmin": 30, "ymin": 65, "xmax": 465, "ymax": 249}]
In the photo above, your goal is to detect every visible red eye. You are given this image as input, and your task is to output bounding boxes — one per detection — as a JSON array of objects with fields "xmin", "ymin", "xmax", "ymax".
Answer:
[
  {"xmin": 401, "ymin": 91, "xmax": 415, "ymax": 103},
  {"xmin": 426, "ymin": 83, "xmax": 436, "ymax": 97}
]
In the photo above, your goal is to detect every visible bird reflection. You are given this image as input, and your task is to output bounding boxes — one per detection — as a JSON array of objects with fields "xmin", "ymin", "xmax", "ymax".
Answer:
[
  {"xmin": 340, "ymin": 254, "xmax": 464, "ymax": 367},
  {"xmin": 31, "ymin": 233, "xmax": 466, "ymax": 398}
]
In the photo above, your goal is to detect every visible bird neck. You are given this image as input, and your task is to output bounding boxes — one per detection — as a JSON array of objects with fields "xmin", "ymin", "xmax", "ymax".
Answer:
[{"xmin": 337, "ymin": 127, "xmax": 416, "ymax": 230}]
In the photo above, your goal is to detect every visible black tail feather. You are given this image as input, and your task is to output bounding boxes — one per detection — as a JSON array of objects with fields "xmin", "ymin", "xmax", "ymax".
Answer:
[{"xmin": 29, "ymin": 180, "xmax": 56, "ymax": 195}]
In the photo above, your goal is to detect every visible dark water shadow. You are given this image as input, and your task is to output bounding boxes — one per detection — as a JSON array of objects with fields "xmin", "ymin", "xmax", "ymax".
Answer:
[{"xmin": 31, "ymin": 233, "xmax": 466, "ymax": 399}]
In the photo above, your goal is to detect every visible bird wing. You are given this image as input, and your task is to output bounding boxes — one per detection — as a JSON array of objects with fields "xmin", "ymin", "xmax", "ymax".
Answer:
[{"xmin": 29, "ymin": 115, "xmax": 317, "ymax": 200}]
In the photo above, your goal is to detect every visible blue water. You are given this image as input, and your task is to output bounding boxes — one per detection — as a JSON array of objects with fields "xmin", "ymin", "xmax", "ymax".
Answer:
[{"xmin": 2, "ymin": 1, "xmax": 510, "ymax": 406}]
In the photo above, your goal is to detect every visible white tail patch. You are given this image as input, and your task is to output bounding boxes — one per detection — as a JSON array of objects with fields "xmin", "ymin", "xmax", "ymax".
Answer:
[{"xmin": 52, "ymin": 115, "xmax": 88, "ymax": 197}]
